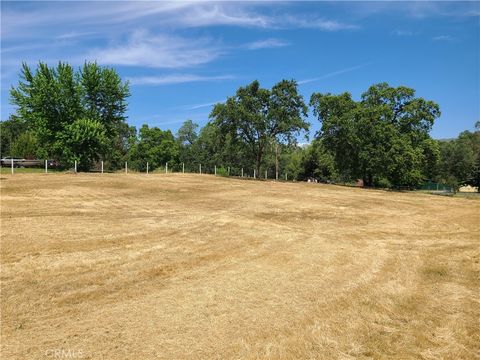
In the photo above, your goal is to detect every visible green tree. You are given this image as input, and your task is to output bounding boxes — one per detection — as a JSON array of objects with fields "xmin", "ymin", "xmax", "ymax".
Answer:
[
  {"xmin": 79, "ymin": 62, "xmax": 131, "ymax": 168},
  {"xmin": 210, "ymin": 80, "xmax": 309, "ymax": 175},
  {"xmin": 310, "ymin": 83, "xmax": 440, "ymax": 188},
  {"xmin": 438, "ymin": 125, "xmax": 479, "ymax": 191},
  {"xmin": 177, "ymin": 120, "xmax": 199, "ymax": 169},
  {"xmin": 300, "ymin": 140, "xmax": 337, "ymax": 181},
  {"xmin": 128, "ymin": 125, "xmax": 179, "ymax": 171},
  {"xmin": 60, "ymin": 118, "xmax": 107, "ymax": 171},
  {"xmin": 0, "ymin": 116, "xmax": 28, "ymax": 157},
  {"xmin": 11, "ymin": 132, "xmax": 39, "ymax": 159},
  {"xmin": 10, "ymin": 61, "xmax": 130, "ymax": 169}
]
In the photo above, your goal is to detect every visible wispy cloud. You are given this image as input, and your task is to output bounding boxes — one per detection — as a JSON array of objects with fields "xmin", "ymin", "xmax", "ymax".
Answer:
[
  {"xmin": 298, "ymin": 63, "xmax": 372, "ymax": 85},
  {"xmin": 127, "ymin": 74, "xmax": 234, "ymax": 86},
  {"xmin": 283, "ymin": 16, "xmax": 359, "ymax": 31},
  {"xmin": 55, "ymin": 31, "xmax": 98, "ymax": 40},
  {"xmin": 86, "ymin": 30, "xmax": 224, "ymax": 68},
  {"xmin": 394, "ymin": 30, "xmax": 415, "ymax": 37},
  {"xmin": 432, "ymin": 35, "xmax": 456, "ymax": 42},
  {"xmin": 243, "ymin": 38, "xmax": 289, "ymax": 50},
  {"xmin": 339, "ymin": 2, "xmax": 480, "ymax": 20},
  {"xmin": 188, "ymin": 101, "xmax": 222, "ymax": 110}
]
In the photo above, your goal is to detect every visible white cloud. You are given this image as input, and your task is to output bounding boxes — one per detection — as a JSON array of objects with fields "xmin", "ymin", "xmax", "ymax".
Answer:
[
  {"xmin": 284, "ymin": 16, "xmax": 359, "ymax": 31},
  {"xmin": 127, "ymin": 74, "xmax": 234, "ymax": 86},
  {"xmin": 55, "ymin": 31, "xmax": 98, "ymax": 40},
  {"xmin": 244, "ymin": 38, "xmax": 289, "ymax": 50},
  {"xmin": 87, "ymin": 30, "xmax": 224, "ymax": 68},
  {"xmin": 188, "ymin": 101, "xmax": 222, "ymax": 110},
  {"xmin": 298, "ymin": 63, "xmax": 372, "ymax": 85},
  {"xmin": 432, "ymin": 35, "xmax": 455, "ymax": 42}
]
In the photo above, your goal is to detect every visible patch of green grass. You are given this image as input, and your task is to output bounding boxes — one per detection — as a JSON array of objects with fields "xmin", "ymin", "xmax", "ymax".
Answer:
[{"xmin": 0, "ymin": 167, "xmax": 64, "ymax": 174}]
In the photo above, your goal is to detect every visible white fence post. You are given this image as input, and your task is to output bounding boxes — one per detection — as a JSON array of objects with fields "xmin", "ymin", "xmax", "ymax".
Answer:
[
  {"xmin": 254, "ymin": 169, "xmax": 256, "ymax": 179},
  {"xmin": 74, "ymin": 160, "xmax": 77, "ymax": 173},
  {"xmin": 265, "ymin": 170, "xmax": 267, "ymax": 180},
  {"xmin": 11, "ymin": 158, "xmax": 14, "ymax": 174},
  {"xmin": 146, "ymin": 162, "xmax": 149, "ymax": 174},
  {"xmin": 215, "ymin": 165, "xmax": 217, "ymax": 175},
  {"xmin": 45, "ymin": 159, "xmax": 48, "ymax": 173},
  {"xmin": 101, "ymin": 161, "xmax": 104, "ymax": 174},
  {"xmin": 165, "ymin": 162, "xmax": 168, "ymax": 174},
  {"xmin": 182, "ymin": 162, "xmax": 185, "ymax": 173},
  {"xmin": 241, "ymin": 168, "xmax": 243, "ymax": 177},
  {"xmin": 125, "ymin": 161, "xmax": 128, "ymax": 174},
  {"xmin": 199, "ymin": 164, "xmax": 202, "ymax": 174}
]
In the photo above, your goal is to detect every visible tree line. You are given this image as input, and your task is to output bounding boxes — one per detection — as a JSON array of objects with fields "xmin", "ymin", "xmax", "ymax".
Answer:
[{"xmin": 1, "ymin": 62, "xmax": 478, "ymax": 191}]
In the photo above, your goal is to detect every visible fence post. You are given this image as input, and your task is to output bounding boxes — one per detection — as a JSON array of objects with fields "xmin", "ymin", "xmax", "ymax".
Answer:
[
  {"xmin": 215, "ymin": 165, "xmax": 217, "ymax": 175},
  {"xmin": 199, "ymin": 164, "xmax": 202, "ymax": 174},
  {"xmin": 101, "ymin": 161, "xmax": 104, "ymax": 174},
  {"xmin": 11, "ymin": 158, "xmax": 14, "ymax": 174},
  {"xmin": 74, "ymin": 160, "xmax": 77, "ymax": 173},
  {"xmin": 265, "ymin": 170, "xmax": 267, "ymax": 180},
  {"xmin": 125, "ymin": 161, "xmax": 127, "ymax": 174},
  {"xmin": 241, "ymin": 168, "xmax": 243, "ymax": 177},
  {"xmin": 254, "ymin": 169, "xmax": 256, "ymax": 179},
  {"xmin": 165, "ymin": 162, "xmax": 168, "ymax": 174},
  {"xmin": 45, "ymin": 159, "xmax": 48, "ymax": 174},
  {"xmin": 182, "ymin": 162, "xmax": 185, "ymax": 173},
  {"xmin": 146, "ymin": 162, "xmax": 149, "ymax": 174}
]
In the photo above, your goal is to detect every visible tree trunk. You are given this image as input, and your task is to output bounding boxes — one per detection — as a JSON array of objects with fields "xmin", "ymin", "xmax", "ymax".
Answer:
[
  {"xmin": 256, "ymin": 146, "xmax": 263, "ymax": 177},
  {"xmin": 275, "ymin": 142, "xmax": 279, "ymax": 180},
  {"xmin": 363, "ymin": 173, "xmax": 373, "ymax": 187}
]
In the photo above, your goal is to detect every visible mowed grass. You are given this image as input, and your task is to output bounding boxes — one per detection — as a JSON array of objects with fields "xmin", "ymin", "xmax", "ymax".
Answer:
[{"xmin": 1, "ymin": 173, "xmax": 479, "ymax": 359}]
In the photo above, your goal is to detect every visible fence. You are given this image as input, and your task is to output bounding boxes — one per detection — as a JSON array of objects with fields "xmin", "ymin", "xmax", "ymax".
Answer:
[
  {"xmin": 420, "ymin": 181, "xmax": 453, "ymax": 192},
  {"xmin": 1, "ymin": 159, "xmax": 293, "ymax": 182}
]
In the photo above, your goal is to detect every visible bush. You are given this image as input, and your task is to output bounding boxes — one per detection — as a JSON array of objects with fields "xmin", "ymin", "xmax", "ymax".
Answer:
[{"xmin": 216, "ymin": 167, "xmax": 229, "ymax": 177}]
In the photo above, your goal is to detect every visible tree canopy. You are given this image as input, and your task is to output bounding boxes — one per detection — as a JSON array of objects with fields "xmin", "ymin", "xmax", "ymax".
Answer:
[
  {"xmin": 210, "ymin": 80, "xmax": 309, "ymax": 175},
  {"xmin": 310, "ymin": 83, "xmax": 441, "ymax": 188},
  {"xmin": 9, "ymin": 61, "xmax": 130, "ymax": 168}
]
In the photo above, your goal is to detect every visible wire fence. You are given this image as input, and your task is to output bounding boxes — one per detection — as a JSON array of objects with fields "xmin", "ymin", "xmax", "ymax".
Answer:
[{"xmin": 0, "ymin": 159, "xmax": 292, "ymax": 182}]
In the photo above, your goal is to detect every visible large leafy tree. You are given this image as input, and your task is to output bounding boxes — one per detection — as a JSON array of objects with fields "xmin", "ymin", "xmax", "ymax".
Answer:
[
  {"xmin": 310, "ymin": 83, "xmax": 440, "ymax": 188},
  {"xmin": 9, "ymin": 61, "xmax": 130, "ymax": 169},
  {"xmin": 210, "ymin": 80, "xmax": 309, "ymax": 175}
]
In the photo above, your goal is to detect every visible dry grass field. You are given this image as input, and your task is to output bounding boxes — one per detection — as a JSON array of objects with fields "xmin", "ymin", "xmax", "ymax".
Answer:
[{"xmin": 1, "ymin": 173, "xmax": 479, "ymax": 359}]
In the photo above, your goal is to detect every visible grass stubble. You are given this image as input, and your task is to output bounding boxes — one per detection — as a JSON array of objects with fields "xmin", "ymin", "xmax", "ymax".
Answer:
[{"xmin": 0, "ymin": 173, "xmax": 479, "ymax": 359}]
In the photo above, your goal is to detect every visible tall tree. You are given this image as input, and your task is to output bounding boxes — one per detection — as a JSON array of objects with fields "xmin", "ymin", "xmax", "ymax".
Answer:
[
  {"xmin": 177, "ymin": 120, "xmax": 199, "ymax": 169},
  {"xmin": 310, "ymin": 83, "xmax": 440, "ymax": 188},
  {"xmin": 80, "ymin": 62, "xmax": 130, "ymax": 167},
  {"xmin": 9, "ymin": 61, "xmax": 130, "ymax": 169},
  {"xmin": 210, "ymin": 80, "xmax": 309, "ymax": 175}
]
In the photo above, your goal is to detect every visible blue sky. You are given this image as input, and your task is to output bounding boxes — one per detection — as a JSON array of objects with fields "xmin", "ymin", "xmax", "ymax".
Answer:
[{"xmin": 1, "ymin": 1, "xmax": 479, "ymax": 139}]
